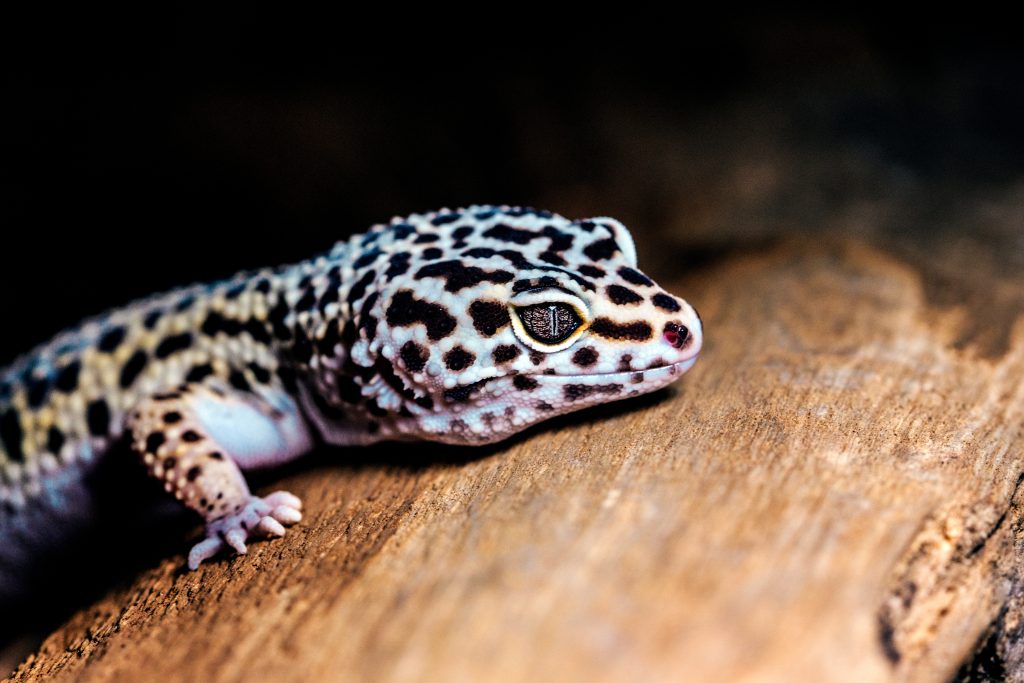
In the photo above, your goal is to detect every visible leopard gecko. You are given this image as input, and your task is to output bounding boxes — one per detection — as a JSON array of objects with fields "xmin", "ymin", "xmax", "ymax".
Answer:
[{"xmin": 0, "ymin": 205, "xmax": 702, "ymax": 590}]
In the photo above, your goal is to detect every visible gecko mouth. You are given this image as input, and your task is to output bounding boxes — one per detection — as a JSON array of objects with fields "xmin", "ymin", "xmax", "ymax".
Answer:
[
  {"xmin": 532, "ymin": 356, "xmax": 700, "ymax": 382},
  {"xmin": 441, "ymin": 357, "xmax": 699, "ymax": 405}
]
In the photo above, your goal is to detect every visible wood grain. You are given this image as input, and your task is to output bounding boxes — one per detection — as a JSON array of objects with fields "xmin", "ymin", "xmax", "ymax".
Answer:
[{"xmin": 9, "ymin": 236, "xmax": 1024, "ymax": 682}]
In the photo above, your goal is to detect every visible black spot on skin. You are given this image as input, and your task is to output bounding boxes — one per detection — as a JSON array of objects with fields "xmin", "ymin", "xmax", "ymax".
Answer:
[
  {"xmin": 338, "ymin": 376, "xmax": 362, "ymax": 404},
  {"xmin": 576, "ymin": 220, "xmax": 597, "ymax": 232},
  {"xmin": 422, "ymin": 247, "xmax": 443, "ymax": 260},
  {"xmin": 607, "ymin": 285, "xmax": 644, "ymax": 305},
  {"xmin": 564, "ymin": 383, "xmax": 623, "ymax": 401},
  {"xmin": 255, "ymin": 278, "xmax": 272, "ymax": 294},
  {"xmin": 583, "ymin": 237, "xmax": 619, "ymax": 261},
  {"xmin": 386, "ymin": 290, "xmax": 457, "ymax": 341},
  {"xmin": 163, "ymin": 411, "xmax": 182, "ymax": 424},
  {"xmin": 187, "ymin": 466, "xmax": 202, "ymax": 482},
  {"xmin": 631, "ymin": 372, "xmax": 645, "ymax": 384},
  {"xmin": 182, "ymin": 430, "xmax": 202, "ymax": 442},
  {"xmin": 618, "ymin": 267, "xmax": 654, "ymax": 287},
  {"xmin": 291, "ymin": 328, "xmax": 313, "ymax": 365},
  {"xmin": 269, "ymin": 299, "xmax": 293, "ymax": 341},
  {"xmin": 385, "ymin": 253, "xmax": 412, "ymax": 279},
  {"xmin": 415, "ymin": 395, "xmax": 434, "ymax": 410},
  {"xmin": 537, "ymin": 401, "xmax": 555, "ymax": 412},
  {"xmin": 229, "ymin": 370, "xmax": 252, "ymax": 392},
  {"xmin": 295, "ymin": 288, "xmax": 318, "ymax": 312},
  {"xmin": 542, "ymin": 225, "xmax": 574, "ymax": 250},
  {"xmin": 415, "ymin": 260, "xmax": 514, "ymax": 293},
  {"xmin": 248, "ymin": 363, "xmax": 272, "ymax": 384},
  {"xmin": 119, "ymin": 351, "xmax": 148, "ymax": 388},
  {"xmin": 529, "ymin": 351, "xmax": 544, "ymax": 366},
  {"xmin": 464, "ymin": 247, "xmax": 535, "ymax": 270},
  {"xmin": 155, "ymin": 333, "xmax": 193, "ymax": 358},
  {"xmin": 544, "ymin": 369, "xmax": 556, "ymax": 375},
  {"xmin": 353, "ymin": 248, "xmax": 382, "ymax": 269},
  {"xmin": 414, "ymin": 233, "xmax": 440, "ymax": 244},
  {"xmin": 400, "ymin": 341, "xmax": 429, "ymax": 372},
  {"xmin": 367, "ymin": 421, "xmax": 380, "ymax": 434},
  {"xmin": 589, "ymin": 318, "xmax": 653, "ymax": 341},
  {"xmin": 347, "ymin": 269, "xmax": 376, "ymax": 304},
  {"xmin": 57, "ymin": 360, "xmax": 82, "ymax": 393},
  {"xmin": 320, "ymin": 276, "xmax": 342, "ymax": 313},
  {"xmin": 175, "ymin": 296, "xmax": 196, "ymax": 312},
  {"xmin": 469, "ymin": 300, "xmax": 510, "ymax": 336},
  {"xmin": 209, "ymin": 451, "xmax": 224, "ymax": 460},
  {"xmin": 431, "ymin": 213, "xmax": 460, "ymax": 225},
  {"xmin": 245, "ymin": 318, "xmax": 273, "ymax": 345},
  {"xmin": 0, "ymin": 409, "xmax": 23, "ymax": 462},
  {"xmin": 154, "ymin": 392, "xmax": 180, "ymax": 401},
  {"xmin": 201, "ymin": 311, "xmax": 226, "ymax": 336},
  {"xmin": 185, "ymin": 363, "xmax": 214, "ymax": 383},
  {"xmin": 145, "ymin": 432, "xmax": 165, "ymax": 454},
  {"xmin": 374, "ymin": 357, "xmax": 417, "ymax": 402},
  {"xmin": 392, "ymin": 223, "xmax": 415, "ymax": 239},
  {"xmin": 513, "ymin": 375, "xmax": 538, "ymax": 391},
  {"xmin": 143, "ymin": 309, "xmax": 163, "ymax": 329},
  {"xmin": 483, "ymin": 224, "xmax": 539, "ymax": 244},
  {"xmin": 618, "ymin": 354, "xmax": 633, "ymax": 372},
  {"xmin": 87, "ymin": 399, "xmax": 110, "ymax": 436},
  {"xmin": 26, "ymin": 377, "xmax": 49, "ymax": 408},
  {"xmin": 277, "ymin": 365, "xmax": 299, "ymax": 394},
  {"xmin": 652, "ymin": 293, "xmax": 682, "ymax": 312},
  {"xmin": 492, "ymin": 345, "xmax": 520, "ymax": 363},
  {"xmin": 443, "ymin": 377, "xmax": 497, "ymax": 404},
  {"xmin": 98, "ymin": 326, "xmax": 127, "ymax": 353},
  {"xmin": 572, "ymin": 347, "xmax": 599, "ymax": 367},
  {"xmin": 163, "ymin": 456, "xmax": 178, "ymax": 470},
  {"xmin": 539, "ymin": 251, "xmax": 566, "ymax": 266},
  {"xmin": 366, "ymin": 399, "xmax": 388, "ymax": 417},
  {"xmin": 47, "ymin": 426, "xmax": 65, "ymax": 454},
  {"xmin": 225, "ymin": 282, "xmax": 247, "ymax": 299},
  {"xmin": 444, "ymin": 347, "xmax": 475, "ymax": 371},
  {"xmin": 452, "ymin": 226, "xmax": 474, "ymax": 241},
  {"xmin": 341, "ymin": 320, "xmax": 358, "ymax": 348},
  {"xmin": 318, "ymin": 319, "xmax": 340, "ymax": 355},
  {"xmin": 578, "ymin": 265, "xmax": 606, "ymax": 279},
  {"xmin": 358, "ymin": 292, "xmax": 380, "ymax": 341}
]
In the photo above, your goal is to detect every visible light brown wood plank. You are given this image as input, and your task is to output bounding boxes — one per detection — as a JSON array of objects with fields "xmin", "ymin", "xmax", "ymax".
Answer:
[{"xmin": 11, "ymin": 238, "xmax": 1024, "ymax": 682}]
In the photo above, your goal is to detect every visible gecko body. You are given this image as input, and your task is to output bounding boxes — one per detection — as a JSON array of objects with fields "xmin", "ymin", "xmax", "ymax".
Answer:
[{"xmin": 0, "ymin": 206, "xmax": 701, "ymax": 589}]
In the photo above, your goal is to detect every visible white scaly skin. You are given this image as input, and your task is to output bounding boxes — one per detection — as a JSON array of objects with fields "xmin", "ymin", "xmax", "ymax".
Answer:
[{"xmin": 0, "ymin": 205, "xmax": 701, "ymax": 580}]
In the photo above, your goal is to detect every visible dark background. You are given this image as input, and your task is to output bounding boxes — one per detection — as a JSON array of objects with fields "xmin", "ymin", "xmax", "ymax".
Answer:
[{"xmin": 2, "ymin": 20, "xmax": 1022, "ymax": 366}]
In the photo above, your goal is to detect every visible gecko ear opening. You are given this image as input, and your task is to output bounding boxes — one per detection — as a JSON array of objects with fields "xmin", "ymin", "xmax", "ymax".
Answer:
[{"xmin": 588, "ymin": 217, "xmax": 637, "ymax": 267}]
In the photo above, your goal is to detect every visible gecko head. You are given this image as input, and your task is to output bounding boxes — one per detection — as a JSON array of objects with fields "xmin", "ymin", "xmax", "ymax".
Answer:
[{"xmin": 359, "ymin": 206, "xmax": 702, "ymax": 444}]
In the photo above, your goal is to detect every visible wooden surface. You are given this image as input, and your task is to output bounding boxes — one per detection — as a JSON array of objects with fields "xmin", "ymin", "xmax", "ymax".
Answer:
[{"xmin": 8, "ymin": 224, "xmax": 1024, "ymax": 680}]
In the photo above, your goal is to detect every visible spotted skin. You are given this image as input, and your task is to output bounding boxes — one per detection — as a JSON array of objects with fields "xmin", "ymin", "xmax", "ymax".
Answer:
[{"xmin": 0, "ymin": 206, "xmax": 702, "ymax": 581}]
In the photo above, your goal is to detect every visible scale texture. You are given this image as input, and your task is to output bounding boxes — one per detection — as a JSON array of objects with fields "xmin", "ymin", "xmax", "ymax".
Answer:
[{"xmin": 0, "ymin": 205, "xmax": 701, "ymax": 585}]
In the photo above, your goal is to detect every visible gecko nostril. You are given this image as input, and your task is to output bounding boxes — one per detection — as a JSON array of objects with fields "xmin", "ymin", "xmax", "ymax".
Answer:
[{"xmin": 663, "ymin": 322, "xmax": 689, "ymax": 349}]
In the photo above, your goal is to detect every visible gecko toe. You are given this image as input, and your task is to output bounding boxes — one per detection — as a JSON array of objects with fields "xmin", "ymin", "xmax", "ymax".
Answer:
[
  {"xmin": 257, "ymin": 516, "xmax": 287, "ymax": 537},
  {"xmin": 188, "ymin": 537, "xmax": 226, "ymax": 571}
]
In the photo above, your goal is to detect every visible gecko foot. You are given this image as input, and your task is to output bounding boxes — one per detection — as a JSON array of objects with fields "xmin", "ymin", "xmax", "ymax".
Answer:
[{"xmin": 187, "ymin": 491, "xmax": 303, "ymax": 570}]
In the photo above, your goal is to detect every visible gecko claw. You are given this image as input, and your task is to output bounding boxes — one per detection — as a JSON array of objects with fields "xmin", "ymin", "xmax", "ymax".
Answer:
[{"xmin": 187, "ymin": 490, "xmax": 304, "ymax": 570}]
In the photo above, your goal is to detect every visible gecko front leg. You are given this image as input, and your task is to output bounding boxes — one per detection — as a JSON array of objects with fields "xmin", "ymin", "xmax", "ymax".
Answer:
[{"xmin": 126, "ymin": 382, "xmax": 314, "ymax": 569}]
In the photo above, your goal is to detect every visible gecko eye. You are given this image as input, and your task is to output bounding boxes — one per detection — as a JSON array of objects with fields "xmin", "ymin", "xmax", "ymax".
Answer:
[{"xmin": 515, "ymin": 303, "xmax": 582, "ymax": 345}]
